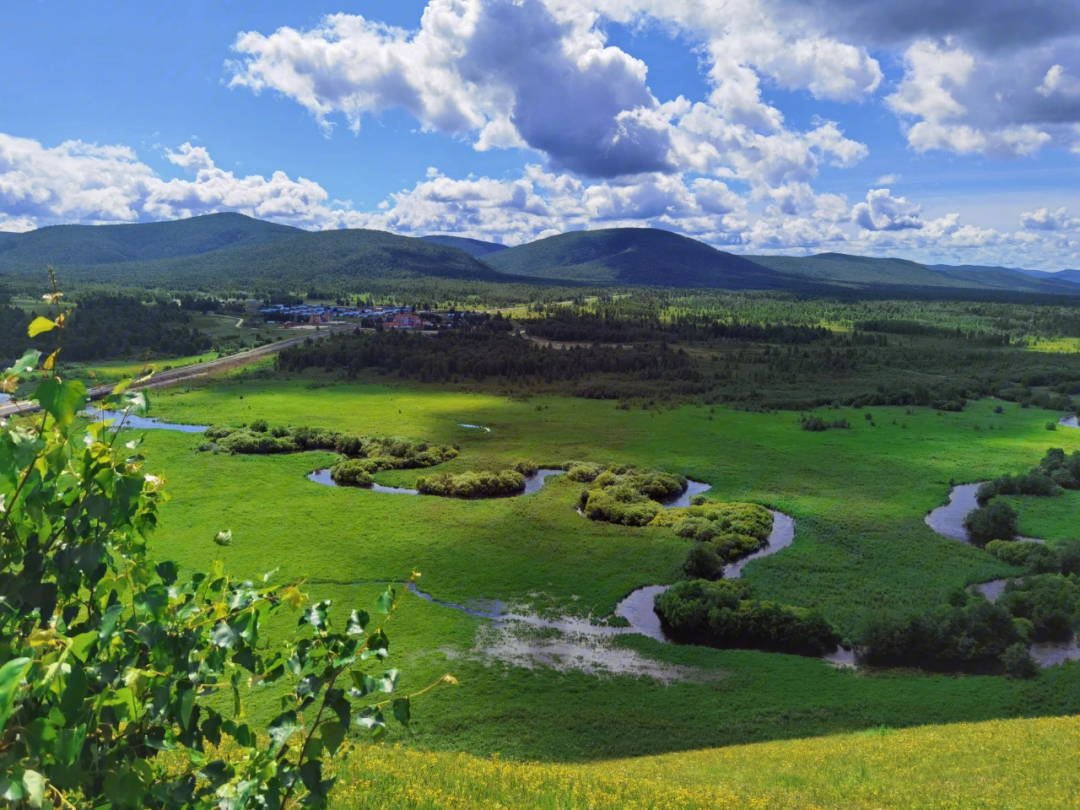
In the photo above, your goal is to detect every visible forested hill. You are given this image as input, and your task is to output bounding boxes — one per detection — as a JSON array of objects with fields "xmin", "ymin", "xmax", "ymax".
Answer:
[
  {"xmin": 421, "ymin": 235, "xmax": 509, "ymax": 257},
  {"xmin": 0, "ymin": 213, "xmax": 301, "ymax": 269},
  {"xmin": 4, "ymin": 214, "xmax": 1080, "ymax": 297},
  {"xmin": 750, "ymin": 253, "xmax": 1080, "ymax": 295},
  {"xmin": 930, "ymin": 264, "xmax": 1080, "ymax": 290},
  {"xmin": 0, "ymin": 223, "xmax": 519, "ymax": 289},
  {"xmin": 483, "ymin": 228, "xmax": 793, "ymax": 289}
]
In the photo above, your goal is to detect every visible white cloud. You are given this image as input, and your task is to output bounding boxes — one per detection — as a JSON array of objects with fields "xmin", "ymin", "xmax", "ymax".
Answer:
[
  {"xmin": 0, "ymin": 215, "xmax": 36, "ymax": 233},
  {"xmin": 0, "ymin": 133, "xmax": 159, "ymax": 224},
  {"xmin": 1020, "ymin": 206, "xmax": 1080, "ymax": 232},
  {"xmin": 5, "ymin": 129, "xmax": 1080, "ymax": 272},
  {"xmin": 875, "ymin": 174, "xmax": 900, "ymax": 185},
  {"xmin": 0, "ymin": 133, "xmax": 361, "ymax": 231},
  {"xmin": 228, "ymin": 1, "xmax": 675, "ymax": 178},
  {"xmin": 226, "ymin": 0, "xmax": 872, "ymax": 187},
  {"xmin": 852, "ymin": 189, "xmax": 923, "ymax": 231}
]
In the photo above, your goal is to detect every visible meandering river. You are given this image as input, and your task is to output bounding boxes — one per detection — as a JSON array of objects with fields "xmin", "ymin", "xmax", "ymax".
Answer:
[{"xmin": 64, "ymin": 410, "xmax": 1080, "ymax": 672}]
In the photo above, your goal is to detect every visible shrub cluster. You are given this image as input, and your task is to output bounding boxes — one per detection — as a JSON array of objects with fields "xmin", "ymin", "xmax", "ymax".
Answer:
[
  {"xmin": 204, "ymin": 423, "xmax": 458, "ymax": 469},
  {"xmin": 977, "ymin": 473, "xmax": 1059, "ymax": 504},
  {"xmin": 986, "ymin": 539, "xmax": 1080, "ymax": 576},
  {"xmin": 329, "ymin": 461, "xmax": 375, "ymax": 488},
  {"xmin": 963, "ymin": 500, "xmax": 1019, "ymax": 546},
  {"xmin": 655, "ymin": 579, "xmax": 840, "ymax": 656},
  {"xmin": 977, "ymin": 448, "xmax": 1080, "ymax": 506},
  {"xmin": 416, "ymin": 469, "xmax": 527, "ymax": 499},
  {"xmin": 997, "ymin": 575, "xmax": 1080, "ymax": 642},
  {"xmin": 800, "ymin": 415, "xmax": 851, "ymax": 432},
  {"xmin": 577, "ymin": 465, "xmax": 687, "ymax": 526},
  {"xmin": 853, "ymin": 596, "xmax": 1021, "ymax": 671},
  {"xmin": 650, "ymin": 502, "xmax": 774, "ymax": 578}
]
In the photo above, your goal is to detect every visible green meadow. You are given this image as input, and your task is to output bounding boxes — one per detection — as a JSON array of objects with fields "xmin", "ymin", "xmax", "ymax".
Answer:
[{"xmin": 103, "ymin": 372, "xmax": 1080, "ymax": 761}]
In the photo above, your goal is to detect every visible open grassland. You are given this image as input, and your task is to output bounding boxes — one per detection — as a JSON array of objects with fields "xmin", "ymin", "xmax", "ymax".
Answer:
[
  {"xmin": 106, "ymin": 374, "xmax": 1080, "ymax": 760},
  {"xmin": 196, "ymin": 582, "xmax": 1072, "ymax": 763},
  {"xmin": 1007, "ymin": 490, "xmax": 1080, "ymax": 543},
  {"xmin": 329, "ymin": 714, "xmax": 1080, "ymax": 809},
  {"xmin": 69, "ymin": 352, "xmax": 219, "ymax": 381}
]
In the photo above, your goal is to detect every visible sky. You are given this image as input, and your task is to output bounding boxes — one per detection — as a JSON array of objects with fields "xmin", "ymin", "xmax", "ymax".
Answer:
[{"xmin": 3, "ymin": 0, "xmax": 1080, "ymax": 270}]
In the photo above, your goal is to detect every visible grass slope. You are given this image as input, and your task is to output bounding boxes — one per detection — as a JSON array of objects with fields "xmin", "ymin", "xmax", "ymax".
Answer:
[
  {"xmin": 420, "ymin": 235, "xmax": 509, "ymax": 257},
  {"xmin": 0, "ymin": 212, "xmax": 300, "ymax": 269},
  {"xmin": 485, "ymin": 228, "xmax": 793, "ymax": 289},
  {"xmin": 102, "ymin": 376, "xmax": 1080, "ymax": 760},
  {"xmin": 331, "ymin": 714, "xmax": 1080, "ymax": 808}
]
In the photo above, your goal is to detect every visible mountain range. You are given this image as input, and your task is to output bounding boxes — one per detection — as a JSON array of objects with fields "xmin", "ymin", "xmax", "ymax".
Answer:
[{"xmin": 2, "ymin": 213, "xmax": 1079, "ymax": 297}]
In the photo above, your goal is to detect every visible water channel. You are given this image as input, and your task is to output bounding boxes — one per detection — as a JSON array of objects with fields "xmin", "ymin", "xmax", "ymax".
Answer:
[
  {"xmin": 307, "ymin": 467, "xmax": 566, "ymax": 497},
  {"xmin": 58, "ymin": 411, "xmax": 1080, "ymax": 673},
  {"xmin": 82, "ymin": 408, "xmax": 209, "ymax": 433}
]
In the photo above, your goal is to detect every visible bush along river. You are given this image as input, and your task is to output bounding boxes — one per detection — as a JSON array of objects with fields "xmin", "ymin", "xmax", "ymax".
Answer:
[
  {"xmin": 926, "ymin": 482, "xmax": 1080, "ymax": 668},
  {"xmin": 358, "ymin": 478, "xmax": 1076, "ymax": 676},
  {"xmin": 308, "ymin": 467, "xmax": 566, "ymax": 497},
  {"xmin": 65, "ymin": 410, "xmax": 1080, "ymax": 675}
]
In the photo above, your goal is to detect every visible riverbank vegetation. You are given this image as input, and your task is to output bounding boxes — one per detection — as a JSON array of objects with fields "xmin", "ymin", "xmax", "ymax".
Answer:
[
  {"xmin": 200, "ymin": 422, "xmax": 459, "ymax": 474},
  {"xmin": 74, "ymin": 377, "xmax": 1080, "ymax": 764},
  {"xmin": 655, "ymin": 579, "xmax": 840, "ymax": 656},
  {"xmin": 416, "ymin": 468, "xmax": 527, "ymax": 498}
]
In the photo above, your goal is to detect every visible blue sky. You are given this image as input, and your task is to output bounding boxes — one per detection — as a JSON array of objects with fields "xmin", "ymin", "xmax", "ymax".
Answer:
[{"xmin": 3, "ymin": 0, "xmax": 1080, "ymax": 269}]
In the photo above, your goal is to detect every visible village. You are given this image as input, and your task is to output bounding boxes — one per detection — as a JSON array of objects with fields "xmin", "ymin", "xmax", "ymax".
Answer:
[{"xmin": 259, "ymin": 303, "xmax": 436, "ymax": 330}]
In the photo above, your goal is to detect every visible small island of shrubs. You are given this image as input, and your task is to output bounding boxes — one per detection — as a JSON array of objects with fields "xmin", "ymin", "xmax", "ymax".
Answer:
[
  {"xmin": 652, "ymin": 502, "xmax": 775, "ymax": 579},
  {"xmin": 655, "ymin": 579, "xmax": 840, "ymax": 657},
  {"xmin": 417, "ymin": 468, "xmax": 527, "ymax": 499},
  {"xmin": 200, "ymin": 421, "xmax": 460, "ymax": 487},
  {"xmin": 570, "ymin": 462, "xmax": 687, "ymax": 526}
]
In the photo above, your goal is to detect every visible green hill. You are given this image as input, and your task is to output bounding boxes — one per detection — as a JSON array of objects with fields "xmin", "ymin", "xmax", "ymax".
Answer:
[
  {"xmin": 6, "ymin": 215, "xmax": 1080, "ymax": 298},
  {"xmin": 484, "ymin": 228, "xmax": 793, "ymax": 289},
  {"xmin": 0, "ymin": 218, "xmax": 519, "ymax": 290},
  {"xmin": 933, "ymin": 264, "xmax": 1080, "ymax": 290},
  {"xmin": 0, "ymin": 212, "xmax": 301, "ymax": 269},
  {"xmin": 421, "ymin": 235, "xmax": 509, "ymax": 258},
  {"xmin": 750, "ymin": 253, "xmax": 1080, "ymax": 295},
  {"xmin": 748, "ymin": 253, "xmax": 968, "ymax": 288}
]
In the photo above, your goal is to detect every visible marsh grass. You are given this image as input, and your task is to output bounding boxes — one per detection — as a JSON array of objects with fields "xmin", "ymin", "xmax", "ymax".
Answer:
[{"xmin": 115, "ymin": 379, "xmax": 1080, "ymax": 759}]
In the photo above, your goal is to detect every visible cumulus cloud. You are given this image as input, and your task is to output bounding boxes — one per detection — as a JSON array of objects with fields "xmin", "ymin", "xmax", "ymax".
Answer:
[
  {"xmin": 227, "ymin": 0, "xmax": 873, "ymax": 187},
  {"xmin": 0, "ymin": 133, "xmax": 358, "ymax": 231},
  {"xmin": 0, "ymin": 134, "xmax": 159, "ymax": 224},
  {"xmin": 852, "ymin": 189, "xmax": 923, "ymax": 231},
  {"xmin": 781, "ymin": 0, "xmax": 1080, "ymax": 51},
  {"xmin": 5, "ymin": 130, "xmax": 1080, "ymax": 272},
  {"xmin": 1020, "ymin": 206, "xmax": 1080, "ymax": 232},
  {"xmin": 228, "ymin": 0, "xmax": 677, "ymax": 178}
]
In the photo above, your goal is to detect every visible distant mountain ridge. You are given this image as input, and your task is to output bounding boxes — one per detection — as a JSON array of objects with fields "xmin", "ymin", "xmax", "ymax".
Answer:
[
  {"xmin": 0, "ymin": 213, "xmax": 301, "ymax": 269},
  {"xmin": 484, "ymin": 228, "xmax": 794, "ymax": 289},
  {"xmin": 0, "ymin": 214, "xmax": 514, "ymax": 288},
  {"xmin": 2, "ymin": 213, "xmax": 1079, "ymax": 297}
]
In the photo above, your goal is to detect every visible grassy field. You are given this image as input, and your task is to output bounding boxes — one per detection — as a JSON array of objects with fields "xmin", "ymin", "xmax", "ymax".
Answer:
[
  {"xmin": 93, "ymin": 371, "xmax": 1080, "ymax": 762},
  {"xmin": 67, "ymin": 352, "xmax": 219, "ymax": 381},
  {"xmin": 1007, "ymin": 490, "xmax": 1080, "ymax": 544},
  {"xmin": 328, "ymin": 713, "xmax": 1080, "ymax": 809}
]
